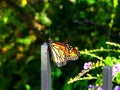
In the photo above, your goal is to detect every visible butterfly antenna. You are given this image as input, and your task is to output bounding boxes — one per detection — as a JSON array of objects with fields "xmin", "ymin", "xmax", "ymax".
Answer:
[
  {"xmin": 48, "ymin": 28, "xmax": 53, "ymax": 42},
  {"xmin": 49, "ymin": 37, "xmax": 52, "ymax": 43}
]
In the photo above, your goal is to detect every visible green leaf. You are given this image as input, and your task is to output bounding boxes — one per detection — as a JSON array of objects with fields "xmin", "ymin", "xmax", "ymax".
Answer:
[
  {"xmin": 56, "ymin": 68, "xmax": 62, "ymax": 78},
  {"xmin": 116, "ymin": 72, "xmax": 120, "ymax": 84}
]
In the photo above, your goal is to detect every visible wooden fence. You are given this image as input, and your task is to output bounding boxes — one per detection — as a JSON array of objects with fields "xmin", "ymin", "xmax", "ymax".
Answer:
[{"xmin": 41, "ymin": 43, "xmax": 112, "ymax": 90}]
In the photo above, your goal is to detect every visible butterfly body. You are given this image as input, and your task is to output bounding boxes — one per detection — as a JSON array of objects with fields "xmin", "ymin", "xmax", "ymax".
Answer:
[{"xmin": 49, "ymin": 39, "xmax": 80, "ymax": 67}]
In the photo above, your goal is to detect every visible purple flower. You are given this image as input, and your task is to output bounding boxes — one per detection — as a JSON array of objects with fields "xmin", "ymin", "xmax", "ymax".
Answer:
[
  {"xmin": 89, "ymin": 84, "xmax": 93, "ymax": 89},
  {"xmin": 97, "ymin": 86, "xmax": 102, "ymax": 90},
  {"xmin": 84, "ymin": 62, "xmax": 92, "ymax": 70},
  {"xmin": 114, "ymin": 86, "xmax": 120, "ymax": 90},
  {"xmin": 88, "ymin": 84, "xmax": 94, "ymax": 90},
  {"xmin": 112, "ymin": 64, "xmax": 120, "ymax": 77},
  {"xmin": 88, "ymin": 85, "xmax": 103, "ymax": 90}
]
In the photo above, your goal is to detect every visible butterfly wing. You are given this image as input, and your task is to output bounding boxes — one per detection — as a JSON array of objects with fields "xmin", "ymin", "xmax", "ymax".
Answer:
[
  {"xmin": 64, "ymin": 43, "xmax": 80, "ymax": 61},
  {"xmin": 49, "ymin": 40, "xmax": 80, "ymax": 67}
]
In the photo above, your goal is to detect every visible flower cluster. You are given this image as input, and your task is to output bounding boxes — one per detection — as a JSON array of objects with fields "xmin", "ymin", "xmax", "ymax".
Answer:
[
  {"xmin": 112, "ymin": 63, "xmax": 120, "ymax": 77},
  {"xmin": 83, "ymin": 62, "xmax": 92, "ymax": 70},
  {"xmin": 114, "ymin": 86, "xmax": 120, "ymax": 90},
  {"xmin": 89, "ymin": 85, "xmax": 120, "ymax": 90},
  {"xmin": 88, "ymin": 84, "xmax": 102, "ymax": 90}
]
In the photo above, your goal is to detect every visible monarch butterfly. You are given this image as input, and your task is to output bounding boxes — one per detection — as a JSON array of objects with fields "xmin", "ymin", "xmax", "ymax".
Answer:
[{"xmin": 49, "ymin": 39, "xmax": 80, "ymax": 67}]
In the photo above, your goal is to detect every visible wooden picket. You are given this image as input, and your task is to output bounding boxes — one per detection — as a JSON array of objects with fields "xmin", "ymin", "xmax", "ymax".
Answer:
[
  {"xmin": 41, "ymin": 43, "xmax": 51, "ymax": 90},
  {"xmin": 103, "ymin": 65, "xmax": 112, "ymax": 90}
]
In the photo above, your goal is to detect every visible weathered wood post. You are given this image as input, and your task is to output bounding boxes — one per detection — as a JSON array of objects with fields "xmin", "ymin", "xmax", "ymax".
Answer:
[
  {"xmin": 103, "ymin": 65, "xmax": 112, "ymax": 90},
  {"xmin": 41, "ymin": 43, "xmax": 51, "ymax": 90}
]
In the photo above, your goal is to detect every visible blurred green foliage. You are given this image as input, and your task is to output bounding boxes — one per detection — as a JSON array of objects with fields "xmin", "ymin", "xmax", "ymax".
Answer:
[{"xmin": 0, "ymin": 0, "xmax": 120, "ymax": 90}]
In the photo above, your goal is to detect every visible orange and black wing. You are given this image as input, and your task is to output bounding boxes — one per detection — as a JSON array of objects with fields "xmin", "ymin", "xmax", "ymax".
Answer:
[{"xmin": 49, "ymin": 40, "xmax": 80, "ymax": 67}]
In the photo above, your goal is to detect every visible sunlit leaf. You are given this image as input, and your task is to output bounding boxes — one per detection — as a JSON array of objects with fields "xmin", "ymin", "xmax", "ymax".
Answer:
[
  {"xmin": 21, "ymin": 0, "xmax": 27, "ymax": 7},
  {"xmin": 3, "ymin": 17, "xmax": 8, "ymax": 23},
  {"xmin": 25, "ymin": 84, "xmax": 31, "ymax": 90}
]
